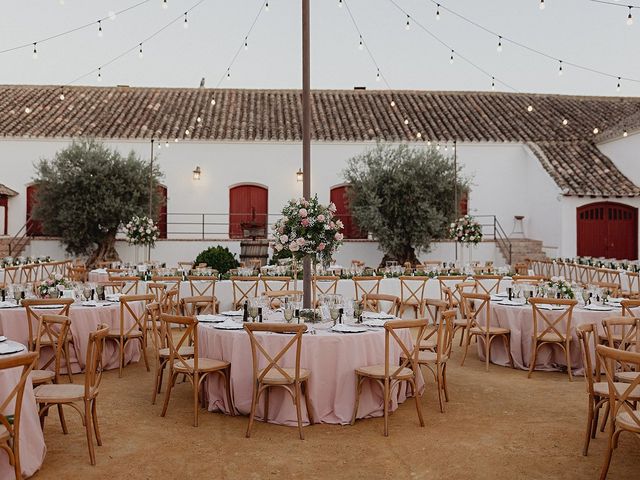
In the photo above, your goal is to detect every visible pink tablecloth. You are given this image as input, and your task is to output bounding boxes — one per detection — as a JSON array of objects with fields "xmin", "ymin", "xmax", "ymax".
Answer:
[
  {"xmin": 0, "ymin": 303, "xmax": 141, "ymax": 372},
  {"xmin": 479, "ymin": 302, "xmax": 621, "ymax": 373},
  {"xmin": 0, "ymin": 353, "xmax": 46, "ymax": 479},
  {"xmin": 199, "ymin": 325, "xmax": 422, "ymax": 425}
]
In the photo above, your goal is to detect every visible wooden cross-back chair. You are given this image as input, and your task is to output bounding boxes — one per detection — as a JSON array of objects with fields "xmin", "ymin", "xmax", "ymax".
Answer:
[
  {"xmin": 460, "ymin": 292, "xmax": 513, "ymax": 372},
  {"xmin": 18, "ymin": 265, "xmax": 36, "ymax": 285},
  {"xmin": 415, "ymin": 309, "xmax": 456, "ymax": 413},
  {"xmin": 622, "ymin": 271, "xmax": 640, "ymax": 299},
  {"xmin": 514, "ymin": 262, "xmax": 529, "ymax": 276},
  {"xmin": 160, "ymin": 313, "xmax": 233, "ymax": 427},
  {"xmin": 473, "ymin": 275, "xmax": 503, "ymax": 296},
  {"xmin": 352, "ymin": 276, "xmax": 383, "ymax": 302},
  {"xmin": 106, "ymin": 294, "xmax": 152, "ymax": 377},
  {"xmin": 566, "ymin": 263, "xmax": 578, "ymax": 283},
  {"xmin": 261, "ymin": 276, "xmax": 291, "ymax": 293},
  {"xmin": 621, "ymin": 299, "xmax": 640, "ymax": 318},
  {"xmin": 261, "ymin": 290, "xmax": 303, "ymax": 309},
  {"xmin": 576, "ymin": 265, "xmax": 590, "ymax": 286},
  {"xmin": 178, "ymin": 261, "xmax": 194, "ymax": 271},
  {"xmin": 556, "ymin": 261, "xmax": 568, "ymax": 279},
  {"xmin": 150, "ymin": 276, "xmax": 181, "ymax": 299},
  {"xmin": 3, "ymin": 267, "xmax": 19, "ymax": 285},
  {"xmin": 0, "ymin": 351, "xmax": 37, "ymax": 480},
  {"xmin": 362, "ymin": 293, "xmax": 400, "ymax": 317},
  {"xmin": 244, "ymin": 322, "xmax": 313, "ymax": 440},
  {"xmin": 419, "ymin": 298, "xmax": 448, "ymax": 352},
  {"xmin": 39, "ymin": 262, "xmax": 56, "ymax": 280},
  {"xmin": 351, "ymin": 319, "xmax": 426, "ymax": 436},
  {"xmin": 181, "ymin": 295, "xmax": 216, "ymax": 316},
  {"xmin": 437, "ymin": 276, "xmax": 467, "ymax": 303},
  {"xmin": 187, "ymin": 276, "xmax": 218, "ymax": 313},
  {"xmin": 595, "ymin": 282, "xmax": 621, "ymax": 297},
  {"xmin": 603, "ymin": 317, "xmax": 640, "ymax": 386},
  {"xmin": 107, "ymin": 276, "xmax": 139, "ymax": 295},
  {"xmin": 68, "ymin": 266, "xmax": 88, "ymax": 283},
  {"xmin": 312, "ymin": 275, "xmax": 339, "ymax": 307},
  {"xmin": 146, "ymin": 282, "xmax": 167, "ymax": 305},
  {"xmin": 230, "ymin": 276, "xmax": 260, "ymax": 310},
  {"xmin": 594, "ymin": 345, "xmax": 640, "ymax": 479},
  {"xmin": 511, "ymin": 275, "xmax": 545, "ymax": 285},
  {"xmin": 31, "ymin": 314, "xmax": 72, "ymax": 387},
  {"xmin": 34, "ymin": 324, "xmax": 109, "ymax": 466},
  {"xmin": 399, "ymin": 276, "xmax": 428, "ymax": 318},
  {"xmin": 22, "ymin": 298, "xmax": 74, "ymax": 383},
  {"xmin": 527, "ymin": 298, "xmax": 578, "ymax": 381}
]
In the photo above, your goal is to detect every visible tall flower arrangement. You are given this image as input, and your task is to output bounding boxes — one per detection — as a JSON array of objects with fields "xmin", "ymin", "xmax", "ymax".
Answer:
[
  {"xmin": 124, "ymin": 215, "xmax": 159, "ymax": 247},
  {"xmin": 449, "ymin": 215, "xmax": 483, "ymax": 245},
  {"xmin": 271, "ymin": 196, "xmax": 344, "ymax": 263}
]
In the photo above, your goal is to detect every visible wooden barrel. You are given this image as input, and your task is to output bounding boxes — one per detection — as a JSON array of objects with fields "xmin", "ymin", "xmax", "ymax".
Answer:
[{"xmin": 240, "ymin": 240, "xmax": 269, "ymax": 267}]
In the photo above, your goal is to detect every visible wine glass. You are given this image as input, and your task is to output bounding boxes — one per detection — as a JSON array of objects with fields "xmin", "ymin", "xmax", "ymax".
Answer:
[
  {"xmin": 248, "ymin": 298, "xmax": 259, "ymax": 322},
  {"xmin": 329, "ymin": 305, "xmax": 340, "ymax": 325},
  {"xmin": 284, "ymin": 305, "xmax": 294, "ymax": 323},
  {"xmin": 83, "ymin": 287, "xmax": 92, "ymax": 301}
]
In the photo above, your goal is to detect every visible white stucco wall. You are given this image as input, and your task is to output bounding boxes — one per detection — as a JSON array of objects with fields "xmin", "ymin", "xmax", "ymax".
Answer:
[{"xmin": 598, "ymin": 131, "xmax": 640, "ymax": 187}]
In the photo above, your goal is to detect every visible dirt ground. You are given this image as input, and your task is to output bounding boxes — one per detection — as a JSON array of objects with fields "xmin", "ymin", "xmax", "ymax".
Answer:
[{"xmin": 32, "ymin": 337, "xmax": 639, "ymax": 480}]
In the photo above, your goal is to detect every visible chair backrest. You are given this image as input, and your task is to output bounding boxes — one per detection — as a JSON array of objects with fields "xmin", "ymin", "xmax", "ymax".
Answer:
[
  {"xmin": 3, "ymin": 266, "xmax": 19, "ymax": 285},
  {"xmin": 621, "ymin": 299, "xmax": 640, "ymax": 318},
  {"xmin": 34, "ymin": 314, "xmax": 71, "ymax": 382},
  {"xmin": 118, "ymin": 294, "xmax": 153, "ymax": 337},
  {"xmin": 18, "ymin": 265, "xmax": 36, "ymax": 284},
  {"xmin": 261, "ymin": 276, "xmax": 291, "ymax": 292},
  {"xmin": 161, "ymin": 313, "xmax": 199, "ymax": 371},
  {"xmin": 362, "ymin": 293, "xmax": 401, "ymax": 317},
  {"xmin": 436, "ymin": 310, "xmax": 456, "ymax": 362},
  {"xmin": 146, "ymin": 302, "xmax": 165, "ymax": 353},
  {"xmin": 68, "ymin": 266, "xmax": 88, "ymax": 282},
  {"xmin": 187, "ymin": 276, "xmax": 217, "ymax": 300},
  {"xmin": 84, "ymin": 324, "xmax": 109, "ymax": 399},
  {"xmin": 230, "ymin": 276, "xmax": 260, "ymax": 308},
  {"xmin": 625, "ymin": 271, "xmax": 640, "ymax": 298},
  {"xmin": 146, "ymin": 282, "xmax": 168, "ymax": 304},
  {"xmin": 181, "ymin": 295, "xmax": 216, "ymax": 316},
  {"xmin": 473, "ymin": 275, "xmax": 502, "ymax": 295},
  {"xmin": 261, "ymin": 290, "xmax": 303, "ymax": 308},
  {"xmin": 602, "ymin": 317, "xmax": 639, "ymax": 355},
  {"xmin": 455, "ymin": 281, "xmax": 477, "ymax": 317},
  {"xmin": 244, "ymin": 322, "xmax": 307, "ymax": 384},
  {"xmin": 0, "ymin": 352, "xmax": 37, "ymax": 452},
  {"xmin": 576, "ymin": 323, "xmax": 601, "ymax": 396},
  {"xmin": 422, "ymin": 298, "xmax": 447, "ymax": 326},
  {"xmin": 528, "ymin": 298, "xmax": 577, "ymax": 341},
  {"xmin": 178, "ymin": 261, "xmax": 194, "ymax": 270},
  {"xmin": 437, "ymin": 276, "xmax": 467, "ymax": 301},
  {"xmin": 511, "ymin": 275, "xmax": 545, "ymax": 284},
  {"xmin": 399, "ymin": 276, "xmax": 428, "ymax": 306},
  {"xmin": 596, "ymin": 344, "xmax": 640, "ymax": 433},
  {"xmin": 352, "ymin": 276, "xmax": 383, "ymax": 301},
  {"xmin": 312, "ymin": 275, "xmax": 339, "ymax": 305},
  {"xmin": 150, "ymin": 276, "xmax": 181, "ymax": 298},
  {"xmin": 108, "ymin": 275, "xmax": 139, "ymax": 294},
  {"xmin": 383, "ymin": 319, "xmax": 427, "ymax": 378},
  {"xmin": 460, "ymin": 292, "xmax": 491, "ymax": 335},
  {"xmin": 595, "ymin": 282, "xmax": 620, "ymax": 297},
  {"xmin": 514, "ymin": 262, "xmax": 529, "ymax": 276},
  {"xmin": 22, "ymin": 298, "xmax": 74, "ymax": 349}
]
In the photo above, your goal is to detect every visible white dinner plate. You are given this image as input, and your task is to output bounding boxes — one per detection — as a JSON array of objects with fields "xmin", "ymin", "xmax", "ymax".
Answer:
[
  {"xmin": 331, "ymin": 324, "xmax": 368, "ymax": 334},
  {"xmin": 213, "ymin": 322, "xmax": 245, "ymax": 330},
  {"xmin": 583, "ymin": 304, "xmax": 614, "ymax": 311},
  {"xmin": 362, "ymin": 319, "xmax": 387, "ymax": 328},
  {"xmin": 0, "ymin": 340, "xmax": 26, "ymax": 355},
  {"xmin": 221, "ymin": 310, "xmax": 244, "ymax": 317},
  {"xmin": 497, "ymin": 300, "xmax": 527, "ymax": 307},
  {"xmin": 361, "ymin": 312, "xmax": 395, "ymax": 320},
  {"xmin": 32, "ymin": 304, "xmax": 66, "ymax": 310},
  {"xmin": 197, "ymin": 315, "xmax": 225, "ymax": 323},
  {"xmin": 0, "ymin": 302, "xmax": 20, "ymax": 309}
]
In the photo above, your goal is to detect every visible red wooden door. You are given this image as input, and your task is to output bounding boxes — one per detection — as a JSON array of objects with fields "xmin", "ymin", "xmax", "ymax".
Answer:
[
  {"xmin": 330, "ymin": 185, "xmax": 367, "ymax": 239},
  {"xmin": 229, "ymin": 185, "xmax": 268, "ymax": 239},
  {"xmin": 157, "ymin": 185, "xmax": 167, "ymax": 239},
  {"xmin": 577, "ymin": 202, "xmax": 638, "ymax": 260},
  {"xmin": 26, "ymin": 184, "xmax": 43, "ymax": 236}
]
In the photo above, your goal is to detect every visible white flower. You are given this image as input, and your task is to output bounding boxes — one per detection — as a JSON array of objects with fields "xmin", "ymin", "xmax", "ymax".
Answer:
[
  {"xmin": 289, "ymin": 242, "xmax": 300, "ymax": 252},
  {"xmin": 328, "ymin": 203, "xmax": 336, "ymax": 213},
  {"xmin": 280, "ymin": 234, "xmax": 289, "ymax": 243},
  {"xmin": 146, "ymin": 229, "xmax": 151, "ymax": 234},
  {"xmin": 54, "ymin": 273, "xmax": 63, "ymax": 281},
  {"xmin": 296, "ymin": 237, "xmax": 305, "ymax": 246}
]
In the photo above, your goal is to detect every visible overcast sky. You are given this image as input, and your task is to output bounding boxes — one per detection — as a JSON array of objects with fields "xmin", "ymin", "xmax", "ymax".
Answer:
[{"xmin": 1, "ymin": 0, "xmax": 638, "ymax": 97}]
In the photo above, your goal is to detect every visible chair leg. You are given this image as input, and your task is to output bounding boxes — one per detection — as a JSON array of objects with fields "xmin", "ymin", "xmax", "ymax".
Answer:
[
  {"xmin": 302, "ymin": 380, "xmax": 314, "ymax": 425},
  {"xmin": 383, "ymin": 378, "xmax": 390, "ymax": 437},
  {"xmin": 84, "ymin": 400, "xmax": 96, "ymax": 466},
  {"xmin": 223, "ymin": 368, "xmax": 235, "ymax": 416},
  {"xmin": 140, "ymin": 338, "xmax": 150, "ymax": 373},
  {"xmin": 527, "ymin": 340, "xmax": 539, "ymax": 379},
  {"xmin": 193, "ymin": 371, "xmax": 199, "ymax": 427},
  {"xmin": 152, "ymin": 362, "xmax": 165, "ymax": 405},
  {"xmin": 64, "ymin": 340, "xmax": 74, "ymax": 383},
  {"xmin": 600, "ymin": 402, "xmax": 610, "ymax": 433},
  {"xmin": 57, "ymin": 404, "xmax": 68, "ymax": 434},
  {"xmin": 92, "ymin": 399, "xmax": 102, "ymax": 446},
  {"xmin": 264, "ymin": 387, "xmax": 270, "ymax": 424},
  {"xmin": 502, "ymin": 335, "xmax": 514, "ymax": 368},
  {"xmin": 599, "ymin": 422, "xmax": 616, "ymax": 480},
  {"xmin": 592, "ymin": 399, "xmax": 602, "ymax": 438},
  {"xmin": 458, "ymin": 327, "xmax": 465, "ymax": 347},
  {"xmin": 460, "ymin": 332, "xmax": 473, "ymax": 367},
  {"xmin": 295, "ymin": 382, "xmax": 305, "ymax": 440},
  {"xmin": 246, "ymin": 382, "xmax": 260, "ymax": 438},
  {"xmin": 412, "ymin": 379, "xmax": 425, "ymax": 427},
  {"xmin": 442, "ymin": 363, "xmax": 450, "ymax": 402},
  {"xmin": 161, "ymin": 371, "xmax": 175, "ymax": 418},
  {"xmin": 351, "ymin": 376, "xmax": 363, "ymax": 425},
  {"xmin": 583, "ymin": 397, "xmax": 594, "ymax": 456},
  {"xmin": 436, "ymin": 364, "xmax": 445, "ymax": 413},
  {"xmin": 118, "ymin": 338, "xmax": 124, "ymax": 378},
  {"xmin": 565, "ymin": 341, "xmax": 573, "ymax": 382},
  {"xmin": 485, "ymin": 336, "xmax": 492, "ymax": 372}
]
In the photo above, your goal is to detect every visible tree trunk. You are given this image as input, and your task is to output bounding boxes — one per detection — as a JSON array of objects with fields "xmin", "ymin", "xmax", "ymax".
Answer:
[
  {"xmin": 379, "ymin": 246, "xmax": 419, "ymax": 268},
  {"xmin": 86, "ymin": 232, "xmax": 120, "ymax": 269}
]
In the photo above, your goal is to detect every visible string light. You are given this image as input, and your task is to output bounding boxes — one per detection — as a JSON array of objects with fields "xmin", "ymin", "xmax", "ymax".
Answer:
[
  {"xmin": 390, "ymin": 100, "xmax": 396, "ymax": 107},
  {"xmin": 183, "ymin": 12, "xmax": 188, "ymax": 29},
  {"xmin": 593, "ymin": 128, "xmax": 599, "ymax": 134},
  {"xmin": 165, "ymin": 141, "xmax": 169, "ymax": 148},
  {"xmin": 623, "ymin": 129, "xmax": 628, "ymax": 137},
  {"xmin": 338, "ymin": 0, "xmax": 343, "ymax": 6},
  {"xmin": 97, "ymin": 67, "xmax": 102, "ymax": 82},
  {"xmin": 97, "ymin": 20, "xmax": 103, "ymax": 37},
  {"xmin": 496, "ymin": 35, "xmax": 502, "ymax": 52},
  {"xmin": 32, "ymin": 42, "xmax": 37, "ymax": 60},
  {"xmin": 162, "ymin": 0, "xmax": 168, "ymax": 9},
  {"xmin": 210, "ymin": 98, "xmax": 216, "ymax": 106},
  {"xmin": 174, "ymin": 138, "xmax": 179, "ymax": 143},
  {"xmin": 226, "ymin": 68, "xmax": 231, "ymax": 80},
  {"xmin": 416, "ymin": 132, "xmax": 422, "ymax": 139},
  {"xmin": 436, "ymin": 3, "xmax": 440, "ymax": 20},
  {"xmin": 558, "ymin": 60, "xmax": 563, "ymax": 76},
  {"xmin": 539, "ymin": 0, "xmax": 545, "ymax": 10},
  {"xmin": 138, "ymin": 43, "xmax": 143, "ymax": 58},
  {"xmin": 59, "ymin": 91, "xmax": 65, "ymax": 101},
  {"xmin": 404, "ymin": 119, "xmax": 409, "ymax": 125},
  {"xmin": 244, "ymin": 37, "xmax": 249, "ymax": 50},
  {"xmin": 265, "ymin": 1, "xmax": 269, "ymax": 12},
  {"xmin": 449, "ymin": 49, "xmax": 454, "ymax": 64},
  {"xmin": 427, "ymin": 140, "xmax": 432, "ymax": 146},
  {"xmin": 405, "ymin": 14, "xmax": 411, "ymax": 30},
  {"xmin": 24, "ymin": 107, "xmax": 31, "ymax": 114},
  {"xmin": 491, "ymin": 77, "xmax": 495, "ymax": 90},
  {"xmin": 617, "ymin": 76, "xmax": 621, "ymax": 92},
  {"xmin": 196, "ymin": 116, "xmax": 202, "ymax": 123},
  {"xmin": 185, "ymin": 128, "xmax": 190, "ymax": 135},
  {"xmin": 627, "ymin": 6, "xmax": 633, "ymax": 25},
  {"xmin": 527, "ymin": 105, "xmax": 534, "ymax": 112},
  {"xmin": 562, "ymin": 118, "xmax": 568, "ymax": 126},
  {"xmin": 376, "ymin": 69, "xmax": 381, "ymax": 82},
  {"xmin": 358, "ymin": 35, "xmax": 364, "ymax": 50}
]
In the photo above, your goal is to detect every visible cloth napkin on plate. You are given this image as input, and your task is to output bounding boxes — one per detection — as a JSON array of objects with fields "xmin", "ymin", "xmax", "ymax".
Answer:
[
  {"xmin": 361, "ymin": 311, "xmax": 395, "ymax": 320},
  {"xmin": 497, "ymin": 299, "xmax": 527, "ymax": 307},
  {"xmin": 0, "ymin": 301, "xmax": 18, "ymax": 309},
  {"xmin": 583, "ymin": 304, "xmax": 614, "ymax": 311},
  {"xmin": 197, "ymin": 315, "xmax": 225, "ymax": 323}
]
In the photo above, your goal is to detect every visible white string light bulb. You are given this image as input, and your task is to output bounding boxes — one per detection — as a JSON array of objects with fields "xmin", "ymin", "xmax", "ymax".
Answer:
[
  {"xmin": 404, "ymin": 119, "xmax": 409, "ymax": 125},
  {"xmin": 165, "ymin": 141, "xmax": 169, "ymax": 148},
  {"xmin": 163, "ymin": 0, "xmax": 168, "ymax": 9},
  {"xmin": 416, "ymin": 132, "xmax": 422, "ymax": 139},
  {"xmin": 376, "ymin": 69, "xmax": 381, "ymax": 82},
  {"xmin": 196, "ymin": 116, "xmax": 202, "ymax": 123},
  {"xmin": 627, "ymin": 7, "xmax": 633, "ymax": 25},
  {"xmin": 623, "ymin": 129, "xmax": 628, "ymax": 137},
  {"xmin": 185, "ymin": 129, "xmax": 190, "ymax": 135},
  {"xmin": 593, "ymin": 128, "xmax": 599, "ymax": 134},
  {"xmin": 59, "ymin": 92, "xmax": 65, "ymax": 101},
  {"xmin": 138, "ymin": 43, "xmax": 143, "ymax": 58},
  {"xmin": 558, "ymin": 60, "xmax": 563, "ymax": 76},
  {"xmin": 539, "ymin": 0, "xmax": 545, "ymax": 10},
  {"xmin": 265, "ymin": 1, "xmax": 269, "ymax": 12},
  {"xmin": 358, "ymin": 36, "xmax": 364, "ymax": 50},
  {"xmin": 226, "ymin": 69, "xmax": 231, "ymax": 80},
  {"xmin": 562, "ymin": 118, "xmax": 568, "ymax": 126},
  {"xmin": 390, "ymin": 100, "xmax": 396, "ymax": 107},
  {"xmin": 211, "ymin": 98, "xmax": 216, "ymax": 106},
  {"xmin": 98, "ymin": 20, "xmax": 103, "ymax": 37},
  {"xmin": 497, "ymin": 36, "xmax": 502, "ymax": 52},
  {"xmin": 617, "ymin": 77, "xmax": 621, "ymax": 92},
  {"xmin": 338, "ymin": 0, "xmax": 343, "ymax": 7},
  {"xmin": 527, "ymin": 105, "xmax": 533, "ymax": 112},
  {"xmin": 491, "ymin": 77, "xmax": 495, "ymax": 90},
  {"xmin": 244, "ymin": 37, "xmax": 249, "ymax": 50},
  {"xmin": 97, "ymin": 67, "xmax": 102, "ymax": 82},
  {"xmin": 32, "ymin": 43, "xmax": 38, "ymax": 60},
  {"xmin": 449, "ymin": 50, "xmax": 454, "ymax": 64},
  {"xmin": 25, "ymin": 107, "xmax": 31, "ymax": 114},
  {"xmin": 405, "ymin": 15, "xmax": 410, "ymax": 30},
  {"xmin": 183, "ymin": 12, "xmax": 189, "ymax": 29},
  {"xmin": 436, "ymin": 3, "xmax": 440, "ymax": 20}
]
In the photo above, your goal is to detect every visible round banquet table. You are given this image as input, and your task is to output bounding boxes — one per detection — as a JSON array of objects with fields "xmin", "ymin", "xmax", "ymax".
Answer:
[
  {"xmin": 478, "ymin": 301, "xmax": 632, "ymax": 374},
  {"xmin": 199, "ymin": 322, "xmax": 423, "ymax": 425},
  {"xmin": 0, "ymin": 344, "xmax": 46, "ymax": 479},
  {"xmin": 0, "ymin": 302, "xmax": 141, "ymax": 373}
]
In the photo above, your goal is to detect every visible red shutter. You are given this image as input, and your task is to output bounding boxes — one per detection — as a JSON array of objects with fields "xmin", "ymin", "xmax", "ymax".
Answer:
[
  {"xmin": 577, "ymin": 202, "xmax": 638, "ymax": 260},
  {"xmin": 26, "ymin": 184, "xmax": 43, "ymax": 236},
  {"xmin": 229, "ymin": 185, "xmax": 268, "ymax": 239},
  {"xmin": 330, "ymin": 185, "xmax": 367, "ymax": 239},
  {"xmin": 156, "ymin": 185, "xmax": 167, "ymax": 239}
]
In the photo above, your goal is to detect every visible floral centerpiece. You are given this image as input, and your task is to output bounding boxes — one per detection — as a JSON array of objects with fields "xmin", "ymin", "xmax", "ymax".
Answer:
[
  {"xmin": 448, "ymin": 215, "xmax": 483, "ymax": 244},
  {"xmin": 124, "ymin": 215, "xmax": 159, "ymax": 247},
  {"xmin": 547, "ymin": 276, "xmax": 574, "ymax": 299},
  {"xmin": 271, "ymin": 195, "xmax": 344, "ymax": 264},
  {"xmin": 38, "ymin": 274, "xmax": 72, "ymax": 298}
]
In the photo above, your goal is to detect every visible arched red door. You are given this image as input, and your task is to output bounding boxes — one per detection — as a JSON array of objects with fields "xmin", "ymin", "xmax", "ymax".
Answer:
[
  {"xmin": 229, "ymin": 184, "xmax": 268, "ymax": 239},
  {"xmin": 26, "ymin": 184, "xmax": 43, "ymax": 236},
  {"xmin": 156, "ymin": 185, "xmax": 167, "ymax": 239},
  {"xmin": 577, "ymin": 202, "xmax": 638, "ymax": 260},
  {"xmin": 330, "ymin": 185, "xmax": 367, "ymax": 239}
]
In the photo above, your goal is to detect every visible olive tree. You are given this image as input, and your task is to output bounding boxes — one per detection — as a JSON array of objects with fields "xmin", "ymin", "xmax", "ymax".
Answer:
[
  {"xmin": 32, "ymin": 139, "xmax": 162, "ymax": 266},
  {"xmin": 343, "ymin": 143, "xmax": 468, "ymax": 265}
]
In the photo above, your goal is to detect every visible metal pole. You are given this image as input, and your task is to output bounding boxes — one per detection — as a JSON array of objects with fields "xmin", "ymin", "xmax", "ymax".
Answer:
[
  {"xmin": 148, "ymin": 139, "xmax": 154, "ymax": 262},
  {"xmin": 302, "ymin": 0, "xmax": 312, "ymax": 308},
  {"xmin": 453, "ymin": 140, "xmax": 458, "ymax": 262}
]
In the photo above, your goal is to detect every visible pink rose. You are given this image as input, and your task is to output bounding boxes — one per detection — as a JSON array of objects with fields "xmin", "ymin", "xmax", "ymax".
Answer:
[
  {"xmin": 317, "ymin": 242, "xmax": 326, "ymax": 251},
  {"xmin": 289, "ymin": 242, "xmax": 300, "ymax": 252},
  {"xmin": 317, "ymin": 214, "xmax": 325, "ymax": 222},
  {"xmin": 279, "ymin": 234, "xmax": 289, "ymax": 243},
  {"xmin": 299, "ymin": 208, "xmax": 308, "ymax": 218},
  {"xmin": 330, "ymin": 222, "xmax": 336, "ymax": 229},
  {"xmin": 301, "ymin": 218, "xmax": 310, "ymax": 227},
  {"xmin": 334, "ymin": 232, "xmax": 344, "ymax": 241},
  {"xmin": 297, "ymin": 237, "xmax": 305, "ymax": 245}
]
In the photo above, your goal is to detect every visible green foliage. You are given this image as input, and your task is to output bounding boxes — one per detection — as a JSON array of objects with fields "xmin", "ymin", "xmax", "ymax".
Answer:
[
  {"xmin": 269, "ymin": 246, "xmax": 292, "ymax": 265},
  {"xmin": 343, "ymin": 143, "xmax": 469, "ymax": 264},
  {"xmin": 32, "ymin": 139, "xmax": 162, "ymax": 257},
  {"xmin": 194, "ymin": 246, "xmax": 239, "ymax": 274}
]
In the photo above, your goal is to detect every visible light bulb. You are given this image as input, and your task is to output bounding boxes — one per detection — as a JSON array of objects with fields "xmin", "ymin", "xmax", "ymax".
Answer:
[
  {"xmin": 24, "ymin": 107, "xmax": 31, "ymax": 114},
  {"xmin": 244, "ymin": 38, "xmax": 249, "ymax": 50},
  {"xmin": 165, "ymin": 141, "xmax": 169, "ymax": 148},
  {"xmin": 196, "ymin": 116, "xmax": 202, "ymax": 123},
  {"xmin": 265, "ymin": 1, "xmax": 269, "ymax": 11},
  {"xmin": 358, "ymin": 36, "xmax": 364, "ymax": 50},
  {"xmin": 617, "ymin": 77, "xmax": 621, "ymax": 92},
  {"xmin": 427, "ymin": 141, "xmax": 431, "ymax": 146},
  {"xmin": 174, "ymin": 138, "xmax": 179, "ymax": 142},
  {"xmin": 163, "ymin": 0, "xmax": 168, "ymax": 9},
  {"xmin": 449, "ymin": 51, "xmax": 454, "ymax": 64},
  {"xmin": 390, "ymin": 100, "xmax": 396, "ymax": 107},
  {"xmin": 32, "ymin": 43, "xmax": 38, "ymax": 60},
  {"xmin": 497, "ymin": 36, "xmax": 502, "ymax": 52},
  {"xmin": 404, "ymin": 119, "xmax": 409, "ymax": 125},
  {"xmin": 338, "ymin": 0, "xmax": 343, "ymax": 7},
  {"xmin": 562, "ymin": 119, "xmax": 568, "ymax": 126},
  {"xmin": 627, "ymin": 8, "xmax": 633, "ymax": 25},
  {"xmin": 226, "ymin": 70, "xmax": 231, "ymax": 80},
  {"xmin": 376, "ymin": 71, "xmax": 381, "ymax": 82},
  {"xmin": 623, "ymin": 130, "xmax": 628, "ymax": 137},
  {"xmin": 416, "ymin": 132, "xmax": 422, "ymax": 139},
  {"xmin": 211, "ymin": 98, "xmax": 216, "ymax": 106},
  {"xmin": 405, "ymin": 15, "xmax": 410, "ymax": 30},
  {"xmin": 59, "ymin": 93, "xmax": 65, "ymax": 101},
  {"xmin": 527, "ymin": 105, "xmax": 533, "ymax": 112},
  {"xmin": 97, "ymin": 68, "xmax": 102, "ymax": 82},
  {"xmin": 185, "ymin": 129, "xmax": 190, "ymax": 135},
  {"xmin": 98, "ymin": 21, "xmax": 103, "ymax": 37},
  {"xmin": 183, "ymin": 13, "xmax": 188, "ymax": 29},
  {"xmin": 539, "ymin": 0, "xmax": 545, "ymax": 10},
  {"xmin": 558, "ymin": 61, "xmax": 563, "ymax": 76},
  {"xmin": 157, "ymin": 143, "xmax": 161, "ymax": 150},
  {"xmin": 436, "ymin": 4, "xmax": 440, "ymax": 20},
  {"xmin": 491, "ymin": 78, "xmax": 495, "ymax": 91},
  {"xmin": 593, "ymin": 128, "xmax": 599, "ymax": 134},
  {"xmin": 138, "ymin": 44, "xmax": 143, "ymax": 58}
]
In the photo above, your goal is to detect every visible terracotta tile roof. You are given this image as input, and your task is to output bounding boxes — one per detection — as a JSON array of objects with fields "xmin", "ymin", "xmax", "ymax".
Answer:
[
  {"xmin": 0, "ymin": 85, "xmax": 639, "ymax": 196},
  {"xmin": 0, "ymin": 184, "xmax": 18, "ymax": 197}
]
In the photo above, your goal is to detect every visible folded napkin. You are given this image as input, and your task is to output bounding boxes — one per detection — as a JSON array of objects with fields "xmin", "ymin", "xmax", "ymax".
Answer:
[
  {"xmin": 607, "ymin": 297, "xmax": 624, "ymax": 304},
  {"xmin": 497, "ymin": 300, "xmax": 526, "ymax": 307},
  {"xmin": 213, "ymin": 320, "xmax": 244, "ymax": 330},
  {"xmin": 362, "ymin": 318, "xmax": 387, "ymax": 327},
  {"xmin": 0, "ymin": 301, "xmax": 18, "ymax": 309},
  {"xmin": 494, "ymin": 292, "xmax": 509, "ymax": 298},
  {"xmin": 91, "ymin": 268, "xmax": 107, "ymax": 274},
  {"xmin": 105, "ymin": 294, "xmax": 122, "ymax": 302},
  {"xmin": 361, "ymin": 311, "xmax": 395, "ymax": 320},
  {"xmin": 583, "ymin": 304, "xmax": 614, "ymax": 311},
  {"xmin": 196, "ymin": 314, "xmax": 225, "ymax": 323},
  {"xmin": 536, "ymin": 304, "xmax": 567, "ymax": 311},
  {"xmin": 81, "ymin": 301, "xmax": 98, "ymax": 307}
]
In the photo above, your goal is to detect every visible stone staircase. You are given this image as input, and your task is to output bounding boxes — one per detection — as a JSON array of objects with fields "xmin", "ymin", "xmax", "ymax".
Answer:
[
  {"xmin": 497, "ymin": 238, "xmax": 547, "ymax": 265},
  {"xmin": 0, "ymin": 236, "xmax": 30, "ymax": 258}
]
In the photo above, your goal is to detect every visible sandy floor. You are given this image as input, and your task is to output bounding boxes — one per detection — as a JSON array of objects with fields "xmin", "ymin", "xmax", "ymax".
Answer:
[{"xmin": 32, "ymin": 336, "xmax": 639, "ymax": 480}]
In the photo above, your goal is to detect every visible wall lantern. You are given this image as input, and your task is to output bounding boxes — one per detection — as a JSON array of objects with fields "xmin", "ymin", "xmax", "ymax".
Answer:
[
  {"xmin": 296, "ymin": 168, "xmax": 303, "ymax": 182},
  {"xmin": 192, "ymin": 166, "xmax": 202, "ymax": 180}
]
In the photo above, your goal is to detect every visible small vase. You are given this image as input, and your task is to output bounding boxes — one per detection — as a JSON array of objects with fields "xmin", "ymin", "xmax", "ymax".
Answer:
[
  {"xmin": 134, "ymin": 245, "xmax": 140, "ymax": 264},
  {"xmin": 458, "ymin": 242, "xmax": 464, "ymax": 269}
]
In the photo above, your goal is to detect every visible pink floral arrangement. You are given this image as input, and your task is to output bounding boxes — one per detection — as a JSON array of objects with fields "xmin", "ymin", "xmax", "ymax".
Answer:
[
  {"xmin": 271, "ymin": 195, "xmax": 344, "ymax": 262},
  {"xmin": 38, "ymin": 274, "xmax": 71, "ymax": 298},
  {"xmin": 448, "ymin": 215, "xmax": 483, "ymax": 245}
]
